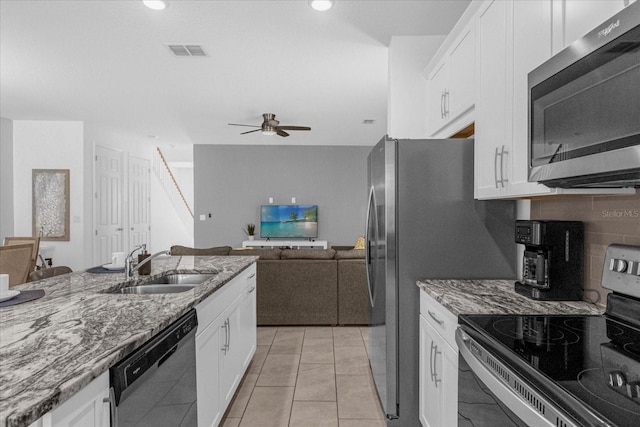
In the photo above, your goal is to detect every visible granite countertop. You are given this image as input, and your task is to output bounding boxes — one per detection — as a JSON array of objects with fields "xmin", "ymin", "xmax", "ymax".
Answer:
[
  {"xmin": 417, "ymin": 279, "xmax": 604, "ymax": 316},
  {"xmin": 0, "ymin": 255, "xmax": 257, "ymax": 427}
]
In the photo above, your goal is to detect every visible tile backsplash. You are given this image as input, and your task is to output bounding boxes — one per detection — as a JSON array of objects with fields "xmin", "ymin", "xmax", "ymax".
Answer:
[{"xmin": 530, "ymin": 191, "xmax": 640, "ymax": 305}]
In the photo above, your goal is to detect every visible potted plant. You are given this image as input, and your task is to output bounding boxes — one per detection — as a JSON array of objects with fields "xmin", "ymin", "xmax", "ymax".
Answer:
[{"xmin": 244, "ymin": 223, "xmax": 256, "ymax": 241}]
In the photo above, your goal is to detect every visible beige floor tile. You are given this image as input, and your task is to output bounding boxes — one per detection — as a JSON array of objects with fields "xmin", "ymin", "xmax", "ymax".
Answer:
[
  {"xmin": 221, "ymin": 418, "xmax": 241, "ymax": 427},
  {"xmin": 301, "ymin": 338, "xmax": 334, "ymax": 364},
  {"xmin": 333, "ymin": 327, "xmax": 364, "ymax": 347},
  {"xmin": 269, "ymin": 330, "xmax": 304, "ymax": 354},
  {"xmin": 239, "ymin": 386, "xmax": 294, "ymax": 427},
  {"xmin": 305, "ymin": 326, "xmax": 334, "ymax": 339},
  {"xmin": 226, "ymin": 373, "xmax": 258, "ymax": 418},
  {"xmin": 338, "ymin": 420, "xmax": 386, "ymax": 427},
  {"xmin": 294, "ymin": 363, "xmax": 337, "ymax": 401},
  {"xmin": 247, "ymin": 345, "xmax": 270, "ymax": 374},
  {"xmin": 290, "ymin": 401, "xmax": 339, "ymax": 427},
  {"xmin": 336, "ymin": 375, "xmax": 384, "ymax": 419},
  {"xmin": 277, "ymin": 326, "xmax": 307, "ymax": 332},
  {"xmin": 256, "ymin": 353, "xmax": 300, "ymax": 386},
  {"xmin": 257, "ymin": 327, "xmax": 277, "ymax": 345},
  {"xmin": 334, "ymin": 345, "xmax": 370, "ymax": 375}
]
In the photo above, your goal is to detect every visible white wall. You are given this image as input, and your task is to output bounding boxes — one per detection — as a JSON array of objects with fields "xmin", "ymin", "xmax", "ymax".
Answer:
[
  {"xmin": 0, "ymin": 117, "xmax": 14, "ymax": 241},
  {"xmin": 150, "ymin": 175, "xmax": 194, "ymax": 252},
  {"xmin": 13, "ymin": 121, "xmax": 87, "ymax": 270},
  {"xmin": 387, "ymin": 35, "xmax": 446, "ymax": 139}
]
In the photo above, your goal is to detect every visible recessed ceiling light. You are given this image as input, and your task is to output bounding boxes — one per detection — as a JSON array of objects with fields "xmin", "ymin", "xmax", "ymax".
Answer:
[
  {"xmin": 143, "ymin": 1, "xmax": 167, "ymax": 11},
  {"xmin": 309, "ymin": 0, "xmax": 334, "ymax": 12},
  {"xmin": 148, "ymin": 135, "xmax": 159, "ymax": 139}
]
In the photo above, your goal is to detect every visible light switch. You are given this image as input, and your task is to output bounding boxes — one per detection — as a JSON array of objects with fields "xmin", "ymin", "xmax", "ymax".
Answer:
[
  {"xmin": 291, "ymin": 197, "xmax": 296, "ymax": 203},
  {"xmin": 268, "ymin": 197, "xmax": 273, "ymax": 204},
  {"xmin": 199, "ymin": 214, "xmax": 206, "ymax": 221}
]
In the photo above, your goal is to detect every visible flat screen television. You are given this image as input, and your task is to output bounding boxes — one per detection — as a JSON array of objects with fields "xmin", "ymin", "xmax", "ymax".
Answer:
[{"xmin": 260, "ymin": 205, "xmax": 318, "ymax": 239}]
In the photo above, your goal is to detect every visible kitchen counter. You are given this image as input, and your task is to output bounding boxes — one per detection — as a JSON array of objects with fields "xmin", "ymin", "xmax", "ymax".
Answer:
[
  {"xmin": 0, "ymin": 255, "xmax": 257, "ymax": 427},
  {"xmin": 417, "ymin": 279, "xmax": 603, "ymax": 316}
]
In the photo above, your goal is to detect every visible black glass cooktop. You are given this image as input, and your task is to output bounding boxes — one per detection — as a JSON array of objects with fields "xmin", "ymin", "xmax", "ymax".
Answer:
[{"xmin": 459, "ymin": 314, "xmax": 640, "ymax": 427}]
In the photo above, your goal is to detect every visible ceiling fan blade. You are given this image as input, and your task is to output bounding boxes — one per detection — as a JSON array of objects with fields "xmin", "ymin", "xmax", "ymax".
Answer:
[
  {"xmin": 228, "ymin": 123, "xmax": 260, "ymax": 128},
  {"xmin": 278, "ymin": 126, "xmax": 311, "ymax": 131},
  {"xmin": 276, "ymin": 128, "xmax": 290, "ymax": 137},
  {"xmin": 240, "ymin": 129, "xmax": 262, "ymax": 135}
]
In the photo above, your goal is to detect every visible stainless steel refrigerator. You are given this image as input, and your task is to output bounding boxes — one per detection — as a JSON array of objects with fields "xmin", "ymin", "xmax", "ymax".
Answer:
[{"xmin": 366, "ymin": 137, "xmax": 516, "ymax": 426}]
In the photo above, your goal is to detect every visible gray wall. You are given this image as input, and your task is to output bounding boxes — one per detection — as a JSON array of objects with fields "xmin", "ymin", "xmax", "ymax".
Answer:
[
  {"xmin": 194, "ymin": 144, "xmax": 371, "ymax": 248},
  {"xmin": 0, "ymin": 117, "xmax": 14, "ymax": 240}
]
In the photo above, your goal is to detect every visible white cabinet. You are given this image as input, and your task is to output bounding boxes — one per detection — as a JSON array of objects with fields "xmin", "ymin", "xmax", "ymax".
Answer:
[
  {"xmin": 425, "ymin": 23, "xmax": 475, "ymax": 137},
  {"xmin": 29, "ymin": 372, "xmax": 110, "ymax": 427},
  {"xmin": 474, "ymin": 0, "xmax": 635, "ymax": 199},
  {"xmin": 418, "ymin": 290, "xmax": 458, "ymax": 427},
  {"xmin": 196, "ymin": 263, "xmax": 257, "ymax": 427}
]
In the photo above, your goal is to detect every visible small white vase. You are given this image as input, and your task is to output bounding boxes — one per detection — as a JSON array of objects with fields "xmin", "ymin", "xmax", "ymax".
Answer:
[{"xmin": 248, "ymin": 235, "xmax": 255, "ymax": 241}]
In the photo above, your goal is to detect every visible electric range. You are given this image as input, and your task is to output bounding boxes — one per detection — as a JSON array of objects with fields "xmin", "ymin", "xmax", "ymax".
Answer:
[{"xmin": 457, "ymin": 244, "xmax": 640, "ymax": 427}]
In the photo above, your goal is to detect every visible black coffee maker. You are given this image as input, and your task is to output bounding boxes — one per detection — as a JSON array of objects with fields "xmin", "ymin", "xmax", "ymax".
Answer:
[{"xmin": 515, "ymin": 220, "xmax": 584, "ymax": 301}]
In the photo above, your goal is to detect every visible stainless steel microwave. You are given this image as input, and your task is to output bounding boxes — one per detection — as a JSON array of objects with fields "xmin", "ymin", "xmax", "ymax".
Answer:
[{"xmin": 528, "ymin": 2, "xmax": 640, "ymax": 188}]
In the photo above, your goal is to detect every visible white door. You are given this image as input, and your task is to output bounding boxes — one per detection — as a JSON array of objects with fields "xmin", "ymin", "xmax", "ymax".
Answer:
[
  {"xmin": 128, "ymin": 155, "xmax": 150, "ymax": 250},
  {"xmin": 94, "ymin": 146, "xmax": 123, "ymax": 266}
]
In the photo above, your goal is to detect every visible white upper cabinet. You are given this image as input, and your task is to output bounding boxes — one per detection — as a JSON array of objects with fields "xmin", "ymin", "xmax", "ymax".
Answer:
[
  {"xmin": 424, "ymin": 3, "xmax": 480, "ymax": 138},
  {"xmin": 473, "ymin": 0, "xmax": 636, "ymax": 199}
]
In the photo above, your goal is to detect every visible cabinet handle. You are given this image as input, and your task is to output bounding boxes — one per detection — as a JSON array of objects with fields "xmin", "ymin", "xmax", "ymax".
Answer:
[
  {"xmin": 494, "ymin": 146, "xmax": 500, "ymax": 189},
  {"xmin": 431, "ymin": 342, "xmax": 442, "ymax": 388},
  {"xmin": 444, "ymin": 90, "xmax": 450, "ymax": 117},
  {"xmin": 116, "ymin": 227, "xmax": 123, "ymax": 231},
  {"xmin": 429, "ymin": 341, "xmax": 435, "ymax": 381},
  {"xmin": 248, "ymin": 286, "xmax": 256, "ymax": 294},
  {"xmin": 228, "ymin": 317, "xmax": 232, "ymax": 351},
  {"xmin": 500, "ymin": 145, "xmax": 509, "ymax": 188},
  {"xmin": 221, "ymin": 319, "xmax": 229, "ymax": 353},
  {"xmin": 248, "ymin": 273, "xmax": 256, "ymax": 279},
  {"xmin": 427, "ymin": 310, "xmax": 444, "ymax": 326},
  {"xmin": 440, "ymin": 90, "xmax": 445, "ymax": 118},
  {"xmin": 103, "ymin": 387, "xmax": 118, "ymax": 427}
]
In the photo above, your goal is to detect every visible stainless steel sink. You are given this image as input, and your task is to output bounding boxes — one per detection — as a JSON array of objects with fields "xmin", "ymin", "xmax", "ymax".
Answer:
[
  {"xmin": 145, "ymin": 273, "xmax": 216, "ymax": 285},
  {"xmin": 111, "ymin": 284, "xmax": 196, "ymax": 294},
  {"xmin": 109, "ymin": 273, "xmax": 216, "ymax": 294}
]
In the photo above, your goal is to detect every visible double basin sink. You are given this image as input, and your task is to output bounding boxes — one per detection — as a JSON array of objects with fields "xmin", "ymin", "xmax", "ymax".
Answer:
[{"xmin": 110, "ymin": 273, "xmax": 216, "ymax": 294}]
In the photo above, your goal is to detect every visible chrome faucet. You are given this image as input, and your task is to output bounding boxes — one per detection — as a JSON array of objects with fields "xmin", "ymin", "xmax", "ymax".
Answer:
[{"xmin": 124, "ymin": 245, "xmax": 171, "ymax": 279}]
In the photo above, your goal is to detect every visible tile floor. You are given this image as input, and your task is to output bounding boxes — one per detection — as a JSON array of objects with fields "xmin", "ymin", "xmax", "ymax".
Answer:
[{"xmin": 220, "ymin": 326, "xmax": 386, "ymax": 427}]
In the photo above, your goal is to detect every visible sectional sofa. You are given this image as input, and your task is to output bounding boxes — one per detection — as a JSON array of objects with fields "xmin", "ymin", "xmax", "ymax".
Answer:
[{"xmin": 170, "ymin": 245, "xmax": 369, "ymax": 325}]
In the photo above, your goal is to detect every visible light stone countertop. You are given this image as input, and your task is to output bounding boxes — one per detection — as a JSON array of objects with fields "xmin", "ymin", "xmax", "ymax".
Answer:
[
  {"xmin": 0, "ymin": 255, "xmax": 257, "ymax": 427},
  {"xmin": 417, "ymin": 279, "xmax": 604, "ymax": 316}
]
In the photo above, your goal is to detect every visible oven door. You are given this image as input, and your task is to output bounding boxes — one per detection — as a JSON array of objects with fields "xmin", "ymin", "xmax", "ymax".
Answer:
[
  {"xmin": 456, "ymin": 327, "xmax": 579, "ymax": 427},
  {"xmin": 528, "ymin": 2, "xmax": 640, "ymax": 188}
]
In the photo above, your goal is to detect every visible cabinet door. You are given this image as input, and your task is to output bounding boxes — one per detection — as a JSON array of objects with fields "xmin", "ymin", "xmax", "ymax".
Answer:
[
  {"xmin": 426, "ymin": 60, "xmax": 449, "ymax": 136},
  {"xmin": 47, "ymin": 372, "xmax": 109, "ymax": 427},
  {"xmin": 563, "ymin": 0, "xmax": 629, "ymax": 48},
  {"xmin": 447, "ymin": 24, "xmax": 475, "ymax": 121},
  {"xmin": 508, "ymin": 0, "xmax": 555, "ymax": 197},
  {"xmin": 439, "ymin": 334, "xmax": 458, "ymax": 427},
  {"xmin": 219, "ymin": 303, "xmax": 242, "ymax": 410},
  {"xmin": 419, "ymin": 315, "xmax": 443, "ymax": 427},
  {"xmin": 196, "ymin": 319, "xmax": 223, "ymax": 427},
  {"xmin": 474, "ymin": 0, "xmax": 510, "ymax": 198},
  {"xmin": 237, "ymin": 277, "xmax": 257, "ymax": 371}
]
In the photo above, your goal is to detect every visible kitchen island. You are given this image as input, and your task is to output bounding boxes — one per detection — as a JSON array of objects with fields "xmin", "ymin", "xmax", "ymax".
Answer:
[{"xmin": 0, "ymin": 255, "xmax": 257, "ymax": 427}]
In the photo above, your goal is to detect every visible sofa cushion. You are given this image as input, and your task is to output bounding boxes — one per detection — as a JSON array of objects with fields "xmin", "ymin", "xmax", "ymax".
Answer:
[
  {"xmin": 280, "ymin": 249, "xmax": 336, "ymax": 260},
  {"xmin": 170, "ymin": 245, "xmax": 232, "ymax": 256},
  {"xmin": 229, "ymin": 248, "xmax": 282, "ymax": 260},
  {"xmin": 335, "ymin": 249, "xmax": 365, "ymax": 259}
]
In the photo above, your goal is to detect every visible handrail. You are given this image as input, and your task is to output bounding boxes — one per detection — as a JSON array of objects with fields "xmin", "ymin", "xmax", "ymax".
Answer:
[{"xmin": 154, "ymin": 147, "xmax": 194, "ymax": 218}]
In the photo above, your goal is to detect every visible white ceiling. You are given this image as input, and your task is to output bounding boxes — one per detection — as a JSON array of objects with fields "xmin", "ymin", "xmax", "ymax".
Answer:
[{"xmin": 0, "ymin": 0, "xmax": 470, "ymax": 149}]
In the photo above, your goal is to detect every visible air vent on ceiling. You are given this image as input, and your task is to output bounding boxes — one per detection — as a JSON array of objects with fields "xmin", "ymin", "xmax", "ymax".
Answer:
[{"xmin": 167, "ymin": 44, "xmax": 207, "ymax": 57}]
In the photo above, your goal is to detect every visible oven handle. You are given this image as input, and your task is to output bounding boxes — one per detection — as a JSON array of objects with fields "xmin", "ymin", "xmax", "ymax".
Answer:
[{"xmin": 455, "ymin": 327, "xmax": 578, "ymax": 427}]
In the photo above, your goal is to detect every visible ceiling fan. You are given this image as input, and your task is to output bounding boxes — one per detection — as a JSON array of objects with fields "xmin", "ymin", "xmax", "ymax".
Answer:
[{"xmin": 228, "ymin": 113, "xmax": 311, "ymax": 137}]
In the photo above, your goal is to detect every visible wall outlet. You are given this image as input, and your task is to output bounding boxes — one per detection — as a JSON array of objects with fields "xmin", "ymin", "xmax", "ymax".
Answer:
[{"xmin": 199, "ymin": 214, "xmax": 206, "ymax": 221}]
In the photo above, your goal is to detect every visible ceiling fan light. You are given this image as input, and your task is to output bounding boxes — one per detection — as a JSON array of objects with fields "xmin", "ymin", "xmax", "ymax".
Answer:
[
  {"xmin": 262, "ymin": 128, "xmax": 277, "ymax": 136},
  {"xmin": 143, "ymin": 1, "xmax": 167, "ymax": 11},
  {"xmin": 309, "ymin": 0, "xmax": 334, "ymax": 12}
]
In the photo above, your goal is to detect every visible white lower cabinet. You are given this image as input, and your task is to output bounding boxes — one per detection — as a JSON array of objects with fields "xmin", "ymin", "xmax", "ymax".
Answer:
[
  {"xmin": 419, "ymin": 290, "xmax": 458, "ymax": 427},
  {"xmin": 196, "ymin": 263, "xmax": 257, "ymax": 427},
  {"xmin": 29, "ymin": 372, "xmax": 110, "ymax": 427}
]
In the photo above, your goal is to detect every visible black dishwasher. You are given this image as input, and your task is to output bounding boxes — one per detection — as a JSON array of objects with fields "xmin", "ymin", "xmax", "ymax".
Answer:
[{"xmin": 108, "ymin": 310, "xmax": 198, "ymax": 427}]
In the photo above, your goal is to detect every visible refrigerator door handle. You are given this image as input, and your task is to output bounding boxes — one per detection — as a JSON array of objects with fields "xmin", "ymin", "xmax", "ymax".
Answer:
[{"xmin": 365, "ymin": 185, "xmax": 376, "ymax": 308}]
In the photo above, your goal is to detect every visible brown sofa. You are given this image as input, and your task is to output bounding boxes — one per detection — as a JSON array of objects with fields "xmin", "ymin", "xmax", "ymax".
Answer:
[{"xmin": 170, "ymin": 245, "xmax": 368, "ymax": 325}]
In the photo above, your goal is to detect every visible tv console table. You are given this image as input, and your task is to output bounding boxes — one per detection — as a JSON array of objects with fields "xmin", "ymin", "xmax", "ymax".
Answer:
[{"xmin": 242, "ymin": 240, "xmax": 328, "ymax": 249}]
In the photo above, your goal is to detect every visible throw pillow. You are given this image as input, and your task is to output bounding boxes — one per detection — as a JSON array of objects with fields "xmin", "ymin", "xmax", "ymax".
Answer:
[{"xmin": 354, "ymin": 236, "xmax": 365, "ymax": 250}]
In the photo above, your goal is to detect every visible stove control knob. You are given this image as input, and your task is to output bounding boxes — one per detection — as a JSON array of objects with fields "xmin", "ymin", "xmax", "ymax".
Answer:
[
  {"xmin": 626, "ymin": 261, "xmax": 640, "ymax": 276},
  {"xmin": 614, "ymin": 259, "xmax": 628, "ymax": 273},
  {"xmin": 608, "ymin": 371, "xmax": 627, "ymax": 388},
  {"xmin": 629, "ymin": 381, "xmax": 640, "ymax": 399}
]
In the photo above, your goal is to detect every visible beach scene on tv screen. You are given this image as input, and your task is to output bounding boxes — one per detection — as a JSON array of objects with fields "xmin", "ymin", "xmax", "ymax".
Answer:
[{"xmin": 260, "ymin": 205, "xmax": 318, "ymax": 238}]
